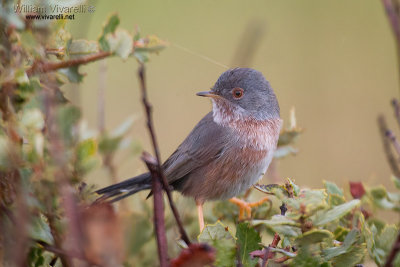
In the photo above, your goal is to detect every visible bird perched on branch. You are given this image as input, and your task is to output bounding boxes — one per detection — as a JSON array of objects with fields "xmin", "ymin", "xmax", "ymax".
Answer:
[{"xmin": 96, "ymin": 68, "xmax": 281, "ymax": 231}]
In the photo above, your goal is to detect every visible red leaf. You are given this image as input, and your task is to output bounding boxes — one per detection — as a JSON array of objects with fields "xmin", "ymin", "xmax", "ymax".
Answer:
[
  {"xmin": 171, "ymin": 243, "xmax": 215, "ymax": 267},
  {"xmin": 349, "ymin": 182, "xmax": 366, "ymax": 199}
]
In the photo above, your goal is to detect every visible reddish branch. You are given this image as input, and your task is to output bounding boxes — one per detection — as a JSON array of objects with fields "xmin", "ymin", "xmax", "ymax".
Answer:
[
  {"xmin": 137, "ymin": 64, "xmax": 191, "ymax": 247},
  {"xmin": 142, "ymin": 152, "xmax": 169, "ymax": 267},
  {"xmin": 261, "ymin": 233, "xmax": 281, "ymax": 267}
]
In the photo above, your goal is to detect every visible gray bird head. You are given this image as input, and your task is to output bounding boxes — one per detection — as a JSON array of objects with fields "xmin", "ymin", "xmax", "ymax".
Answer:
[{"xmin": 197, "ymin": 68, "xmax": 280, "ymax": 121}]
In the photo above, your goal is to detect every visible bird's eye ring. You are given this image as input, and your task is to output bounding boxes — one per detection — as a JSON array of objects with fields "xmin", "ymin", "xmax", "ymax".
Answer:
[{"xmin": 232, "ymin": 88, "xmax": 244, "ymax": 99}]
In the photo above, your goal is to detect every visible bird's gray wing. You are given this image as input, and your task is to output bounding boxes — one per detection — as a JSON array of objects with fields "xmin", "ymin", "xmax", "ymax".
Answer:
[{"xmin": 162, "ymin": 112, "xmax": 228, "ymax": 184}]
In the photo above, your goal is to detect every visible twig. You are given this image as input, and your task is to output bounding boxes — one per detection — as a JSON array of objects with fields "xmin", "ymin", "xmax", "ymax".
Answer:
[
  {"xmin": 378, "ymin": 115, "xmax": 400, "ymax": 177},
  {"xmin": 384, "ymin": 230, "xmax": 400, "ymax": 267},
  {"xmin": 34, "ymin": 240, "xmax": 86, "ymax": 261},
  {"xmin": 392, "ymin": 99, "xmax": 400, "ymax": 128},
  {"xmin": 26, "ymin": 51, "xmax": 111, "ymax": 76},
  {"xmin": 261, "ymin": 233, "xmax": 281, "ymax": 267},
  {"xmin": 137, "ymin": 64, "xmax": 191, "ymax": 246},
  {"xmin": 386, "ymin": 130, "xmax": 400, "ymax": 157},
  {"xmin": 381, "ymin": 0, "xmax": 400, "ymax": 94},
  {"xmin": 381, "ymin": 0, "xmax": 400, "ymax": 45},
  {"xmin": 142, "ymin": 152, "xmax": 169, "ymax": 267}
]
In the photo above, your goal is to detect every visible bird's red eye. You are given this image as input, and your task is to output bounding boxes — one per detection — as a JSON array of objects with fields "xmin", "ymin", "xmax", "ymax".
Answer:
[{"xmin": 232, "ymin": 88, "xmax": 244, "ymax": 99}]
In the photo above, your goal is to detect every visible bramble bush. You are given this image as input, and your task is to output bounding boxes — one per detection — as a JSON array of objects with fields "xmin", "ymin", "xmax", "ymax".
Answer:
[{"xmin": 1, "ymin": 3, "xmax": 400, "ymax": 267}]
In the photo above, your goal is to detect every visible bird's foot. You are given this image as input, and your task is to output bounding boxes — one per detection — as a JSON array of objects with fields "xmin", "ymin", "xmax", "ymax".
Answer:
[{"xmin": 229, "ymin": 196, "xmax": 270, "ymax": 220}]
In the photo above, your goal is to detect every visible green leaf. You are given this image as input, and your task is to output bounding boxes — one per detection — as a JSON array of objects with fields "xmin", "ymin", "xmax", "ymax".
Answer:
[
  {"xmin": 277, "ymin": 128, "xmax": 302, "ymax": 146},
  {"xmin": 236, "ymin": 223, "xmax": 261, "ymax": 267},
  {"xmin": 370, "ymin": 186, "xmax": 387, "ymax": 199},
  {"xmin": 106, "ymin": 29, "xmax": 133, "ymax": 60},
  {"xmin": 313, "ymin": 199, "xmax": 360, "ymax": 226},
  {"xmin": 331, "ymin": 244, "xmax": 366, "ymax": 267},
  {"xmin": 274, "ymin": 145, "xmax": 298, "ymax": 158},
  {"xmin": 198, "ymin": 221, "xmax": 235, "ymax": 243},
  {"xmin": 98, "ymin": 135, "xmax": 123, "ymax": 154},
  {"xmin": 58, "ymin": 66, "xmax": 84, "ymax": 83},
  {"xmin": 212, "ymin": 238, "xmax": 236, "ymax": 267},
  {"xmin": 57, "ymin": 105, "xmax": 81, "ymax": 144},
  {"xmin": 29, "ymin": 215, "xmax": 54, "ymax": 244},
  {"xmin": 98, "ymin": 13, "xmax": 120, "ymax": 51},
  {"xmin": 324, "ymin": 181, "xmax": 343, "ymax": 197},
  {"xmin": 295, "ymin": 229, "xmax": 333, "ymax": 246},
  {"xmin": 323, "ymin": 229, "xmax": 358, "ymax": 260},
  {"xmin": 68, "ymin": 39, "xmax": 99, "ymax": 58},
  {"xmin": 253, "ymin": 216, "xmax": 301, "ymax": 237}
]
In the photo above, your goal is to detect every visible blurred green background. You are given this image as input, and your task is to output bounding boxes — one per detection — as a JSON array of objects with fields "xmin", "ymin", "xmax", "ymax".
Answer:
[{"xmin": 65, "ymin": 0, "xmax": 398, "ymax": 206}]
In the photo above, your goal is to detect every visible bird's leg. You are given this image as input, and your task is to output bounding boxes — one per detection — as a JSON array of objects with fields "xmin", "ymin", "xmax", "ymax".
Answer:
[
  {"xmin": 196, "ymin": 200, "xmax": 205, "ymax": 232},
  {"xmin": 229, "ymin": 196, "xmax": 270, "ymax": 220}
]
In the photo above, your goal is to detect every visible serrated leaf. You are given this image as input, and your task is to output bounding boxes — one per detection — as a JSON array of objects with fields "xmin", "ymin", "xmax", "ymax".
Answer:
[
  {"xmin": 295, "ymin": 229, "xmax": 333, "ymax": 246},
  {"xmin": 106, "ymin": 29, "xmax": 133, "ymax": 59},
  {"xmin": 98, "ymin": 13, "xmax": 120, "ymax": 51},
  {"xmin": 324, "ymin": 181, "xmax": 343, "ymax": 197},
  {"xmin": 313, "ymin": 199, "xmax": 360, "ymax": 226},
  {"xmin": 212, "ymin": 238, "xmax": 236, "ymax": 267},
  {"xmin": 236, "ymin": 223, "xmax": 261, "ymax": 267},
  {"xmin": 198, "ymin": 221, "xmax": 235, "ymax": 243}
]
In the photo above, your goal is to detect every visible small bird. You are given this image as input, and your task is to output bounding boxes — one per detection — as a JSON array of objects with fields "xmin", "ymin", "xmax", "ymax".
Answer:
[{"xmin": 96, "ymin": 68, "xmax": 282, "ymax": 231}]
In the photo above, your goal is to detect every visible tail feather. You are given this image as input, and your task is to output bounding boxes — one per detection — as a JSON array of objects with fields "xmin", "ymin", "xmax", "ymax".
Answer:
[{"xmin": 95, "ymin": 172, "xmax": 152, "ymax": 202}]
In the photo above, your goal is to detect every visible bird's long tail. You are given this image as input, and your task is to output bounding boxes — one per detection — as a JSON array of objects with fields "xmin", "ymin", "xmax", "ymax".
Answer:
[{"xmin": 95, "ymin": 173, "xmax": 152, "ymax": 203}]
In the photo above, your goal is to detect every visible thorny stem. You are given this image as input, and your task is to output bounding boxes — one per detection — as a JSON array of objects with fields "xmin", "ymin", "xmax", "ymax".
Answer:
[{"xmin": 137, "ymin": 64, "xmax": 191, "ymax": 246}]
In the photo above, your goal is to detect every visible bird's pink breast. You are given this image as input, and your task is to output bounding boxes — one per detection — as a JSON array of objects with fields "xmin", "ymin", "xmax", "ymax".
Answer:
[{"xmin": 188, "ymin": 117, "xmax": 282, "ymax": 201}]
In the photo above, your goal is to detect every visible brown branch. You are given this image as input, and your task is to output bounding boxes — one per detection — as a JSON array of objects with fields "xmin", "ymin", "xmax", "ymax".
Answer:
[
  {"xmin": 142, "ymin": 152, "xmax": 169, "ymax": 267},
  {"xmin": 384, "ymin": 230, "xmax": 400, "ymax": 267},
  {"xmin": 378, "ymin": 115, "xmax": 400, "ymax": 177},
  {"xmin": 137, "ymin": 64, "xmax": 191, "ymax": 246},
  {"xmin": 26, "ymin": 51, "xmax": 111, "ymax": 76},
  {"xmin": 1, "ymin": 51, "xmax": 112, "ymax": 90}
]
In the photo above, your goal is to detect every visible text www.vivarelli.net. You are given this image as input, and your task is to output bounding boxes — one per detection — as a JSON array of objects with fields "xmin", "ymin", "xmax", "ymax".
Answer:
[{"xmin": 25, "ymin": 13, "xmax": 75, "ymax": 20}]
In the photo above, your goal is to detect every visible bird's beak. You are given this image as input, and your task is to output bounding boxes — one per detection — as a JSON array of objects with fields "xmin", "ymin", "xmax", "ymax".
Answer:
[{"xmin": 196, "ymin": 91, "xmax": 218, "ymax": 98}]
